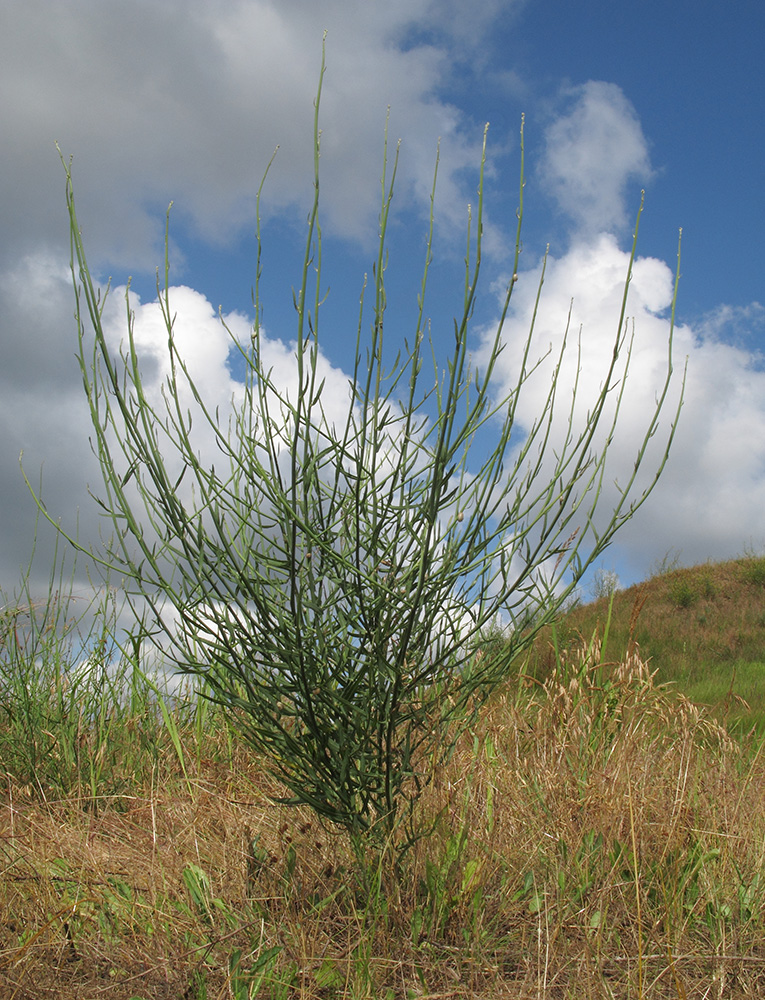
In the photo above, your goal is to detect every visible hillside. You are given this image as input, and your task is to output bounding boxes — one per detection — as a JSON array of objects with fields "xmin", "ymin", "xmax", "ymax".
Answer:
[{"xmin": 531, "ymin": 554, "xmax": 765, "ymax": 732}]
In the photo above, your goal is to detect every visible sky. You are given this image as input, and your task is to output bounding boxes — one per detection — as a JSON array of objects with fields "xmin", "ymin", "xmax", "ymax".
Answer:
[{"xmin": 1, "ymin": 0, "xmax": 764, "ymax": 606}]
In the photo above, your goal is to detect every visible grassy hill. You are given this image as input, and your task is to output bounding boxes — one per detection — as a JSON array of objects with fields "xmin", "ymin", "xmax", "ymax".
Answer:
[{"xmin": 529, "ymin": 554, "xmax": 765, "ymax": 734}]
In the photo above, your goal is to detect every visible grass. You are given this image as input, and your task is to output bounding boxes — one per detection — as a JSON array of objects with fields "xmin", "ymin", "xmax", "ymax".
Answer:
[
  {"xmin": 537, "ymin": 554, "xmax": 765, "ymax": 735},
  {"xmin": 3, "ymin": 557, "xmax": 765, "ymax": 997}
]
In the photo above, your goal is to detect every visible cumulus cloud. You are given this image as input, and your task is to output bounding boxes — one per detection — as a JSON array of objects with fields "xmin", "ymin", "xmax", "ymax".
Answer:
[
  {"xmin": 475, "ymin": 234, "xmax": 765, "ymax": 582},
  {"xmin": 0, "ymin": 0, "xmax": 509, "ymax": 276},
  {"xmin": 2, "ymin": 0, "xmax": 765, "ymax": 605},
  {"xmin": 0, "ymin": 253, "xmax": 98, "ymax": 591},
  {"xmin": 6, "ymin": 235, "xmax": 765, "ymax": 599},
  {"xmin": 0, "ymin": 0, "xmax": 519, "ymax": 593},
  {"xmin": 695, "ymin": 301, "xmax": 765, "ymax": 351},
  {"xmin": 540, "ymin": 81, "xmax": 654, "ymax": 233},
  {"xmin": 635, "ymin": 324, "xmax": 765, "ymax": 566}
]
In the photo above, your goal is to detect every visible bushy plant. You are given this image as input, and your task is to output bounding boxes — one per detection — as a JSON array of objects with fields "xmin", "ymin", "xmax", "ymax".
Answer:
[
  {"xmin": 743, "ymin": 557, "xmax": 765, "ymax": 588},
  {"xmin": 590, "ymin": 567, "xmax": 620, "ymax": 601},
  {"xmin": 40, "ymin": 52, "xmax": 683, "ymax": 843},
  {"xmin": 669, "ymin": 578, "xmax": 698, "ymax": 609}
]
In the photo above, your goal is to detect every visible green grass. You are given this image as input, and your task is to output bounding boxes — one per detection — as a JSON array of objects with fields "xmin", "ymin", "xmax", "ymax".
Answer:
[{"xmin": 535, "ymin": 554, "xmax": 765, "ymax": 734}]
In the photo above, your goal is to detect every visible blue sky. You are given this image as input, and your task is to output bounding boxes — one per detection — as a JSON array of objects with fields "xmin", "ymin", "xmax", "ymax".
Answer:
[{"xmin": 1, "ymin": 0, "xmax": 763, "ymax": 601}]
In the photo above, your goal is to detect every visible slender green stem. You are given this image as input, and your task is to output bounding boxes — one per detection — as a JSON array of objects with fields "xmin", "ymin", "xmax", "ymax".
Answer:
[{"xmin": 36, "ymin": 58, "xmax": 684, "ymax": 846}]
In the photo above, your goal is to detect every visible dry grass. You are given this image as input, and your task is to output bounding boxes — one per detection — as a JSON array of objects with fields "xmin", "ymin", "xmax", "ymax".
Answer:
[
  {"xmin": 535, "ymin": 555, "xmax": 765, "ymax": 732},
  {"xmin": 3, "ymin": 634, "xmax": 765, "ymax": 998}
]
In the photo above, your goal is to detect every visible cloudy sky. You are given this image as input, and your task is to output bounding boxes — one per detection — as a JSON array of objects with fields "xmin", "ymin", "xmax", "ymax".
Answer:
[{"xmin": 1, "ymin": 0, "xmax": 764, "ymax": 602}]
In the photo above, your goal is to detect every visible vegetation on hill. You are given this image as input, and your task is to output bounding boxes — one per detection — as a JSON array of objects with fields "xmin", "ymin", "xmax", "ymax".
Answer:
[
  {"xmin": 530, "ymin": 554, "xmax": 765, "ymax": 735},
  {"xmin": 3, "ymin": 555, "xmax": 765, "ymax": 997}
]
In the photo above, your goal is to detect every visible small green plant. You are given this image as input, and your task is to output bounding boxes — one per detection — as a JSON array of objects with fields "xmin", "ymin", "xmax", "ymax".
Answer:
[
  {"xmin": 651, "ymin": 548, "xmax": 683, "ymax": 577},
  {"xmin": 227, "ymin": 944, "xmax": 285, "ymax": 999},
  {"xmin": 669, "ymin": 578, "xmax": 698, "ymax": 609},
  {"xmin": 42, "ymin": 44, "xmax": 683, "ymax": 845},
  {"xmin": 182, "ymin": 864, "xmax": 237, "ymax": 930},
  {"xmin": 590, "ymin": 567, "xmax": 620, "ymax": 601},
  {"xmin": 743, "ymin": 557, "xmax": 765, "ymax": 587},
  {"xmin": 556, "ymin": 829, "xmax": 605, "ymax": 920}
]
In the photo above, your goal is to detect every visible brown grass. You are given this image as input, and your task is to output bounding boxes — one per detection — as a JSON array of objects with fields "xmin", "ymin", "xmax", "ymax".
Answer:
[{"xmin": 3, "ymin": 637, "xmax": 765, "ymax": 998}]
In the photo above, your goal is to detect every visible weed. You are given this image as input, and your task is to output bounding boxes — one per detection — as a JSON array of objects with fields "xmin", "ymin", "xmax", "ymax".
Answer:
[
  {"xmin": 650, "ymin": 547, "xmax": 683, "ymax": 577},
  {"xmin": 669, "ymin": 577, "xmax": 698, "ymax": 608},
  {"xmin": 45, "ymin": 42, "xmax": 683, "ymax": 849},
  {"xmin": 743, "ymin": 556, "xmax": 765, "ymax": 587},
  {"xmin": 590, "ymin": 567, "xmax": 620, "ymax": 601}
]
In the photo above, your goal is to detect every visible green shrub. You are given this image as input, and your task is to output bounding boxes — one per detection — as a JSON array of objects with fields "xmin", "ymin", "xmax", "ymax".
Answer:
[
  {"xmin": 669, "ymin": 578, "xmax": 698, "ymax": 609},
  {"xmin": 39, "ymin": 50, "xmax": 683, "ymax": 845},
  {"xmin": 743, "ymin": 558, "xmax": 765, "ymax": 588}
]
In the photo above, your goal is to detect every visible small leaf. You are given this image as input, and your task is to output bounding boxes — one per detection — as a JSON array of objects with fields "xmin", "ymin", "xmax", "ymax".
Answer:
[
  {"xmin": 528, "ymin": 892, "xmax": 544, "ymax": 914},
  {"xmin": 315, "ymin": 958, "xmax": 343, "ymax": 989}
]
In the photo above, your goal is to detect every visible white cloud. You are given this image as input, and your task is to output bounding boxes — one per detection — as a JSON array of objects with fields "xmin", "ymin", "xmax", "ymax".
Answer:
[
  {"xmin": 6, "ymin": 238, "xmax": 765, "ymax": 600},
  {"xmin": 695, "ymin": 301, "xmax": 765, "ymax": 350},
  {"xmin": 0, "ymin": 0, "xmax": 517, "ymax": 592},
  {"xmin": 0, "ymin": 252, "xmax": 99, "ymax": 591},
  {"xmin": 2, "ymin": 0, "xmax": 765, "ymax": 604},
  {"xmin": 475, "ymin": 233, "xmax": 765, "ymax": 582},
  {"xmin": 637, "ymin": 328, "xmax": 765, "ymax": 564},
  {"xmin": 540, "ymin": 81, "xmax": 654, "ymax": 233},
  {"xmin": 0, "ymin": 0, "xmax": 509, "ymax": 275}
]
